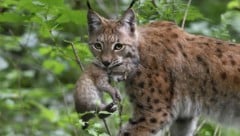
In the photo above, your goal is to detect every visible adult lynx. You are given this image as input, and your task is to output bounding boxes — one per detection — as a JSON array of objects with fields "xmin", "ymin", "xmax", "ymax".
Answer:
[{"xmin": 86, "ymin": 1, "xmax": 240, "ymax": 136}]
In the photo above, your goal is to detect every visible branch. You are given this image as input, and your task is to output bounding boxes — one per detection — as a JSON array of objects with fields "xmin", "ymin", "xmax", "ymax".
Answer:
[
  {"xmin": 96, "ymin": 0, "xmax": 113, "ymax": 18},
  {"xmin": 213, "ymin": 125, "xmax": 220, "ymax": 136},
  {"xmin": 118, "ymin": 103, "xmax": 123, "ymax": 129},
  {"xmin": 64, "ymin": 40, "xmax": 84, "ymax": 71},
  {"xmin": 181, "ymin": 0, "xmax": 192, "ymax": 29},
  {"xmin": 102, "ymin": 119, "xmax": 112, "ymax": 136},
  {"xmin": 152, "ymin": 0, "xmax": 157, "ymax": 8},
  {"xmin": 194, "ymin": 120, "xmax": 206, "ymax": 135},
  {"xmin": 114, "ymin": 0, "xmax": 119, "ymax": 16}
]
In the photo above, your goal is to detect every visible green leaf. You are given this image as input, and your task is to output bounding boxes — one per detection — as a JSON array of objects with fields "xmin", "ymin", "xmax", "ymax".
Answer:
[
  {"xmin": 0, "ymin": 13, "xmax": 28, "ymax": 23},
  {"xmin": 30, "ymin": 100, "xmax": 59, "ymax": 122},
  {"xmin": 39, "ymin": 23, "xmax": 52, "ymax": 38},
  {"xmin": 99, "ymin": 133, "xmax": 109, "ymax": 136},
  {"xmin": 18, "ymin": 0, "xmax": 41, "ymax": 13},
  {"xmin": 6, "ymin": 70, "xmax": 19, "ymax": 80},
  {"xmin": 42, "ymin": 59, "xmax": 65, "ymax": 75},
  {"xmin": 38, "ymin": 46, "xmax": 52, "ymax": 55},
  {"xmin": 227, "ymin": 0, "xmax": 240, "ymax": 9},
  {"xmin": 0, "ymin": 0, "xmax": 18, "ymax": 7},
  {"xmin": 41, "ymin": 107, "xmax": 59, "ymax": 122},
  {"xmin": 75, "ymin": 43, "xmax": 93, "ymax": 60},
  {"xmin": 0, "ymin": 91, "xmax": 19, "ymax": 100},
  {"xmin": 0, "ymin": 35, "xmax": 20, "ymax": 51},
  {"xmin": 33, "ymin": 0, "xmax": 65, "ymax": 7},
  {"xmin": 88, "ymin": 129, "xmax": 98, "ymax": 136},
  {"xmin": 57, "ymin": 9, "xmax": 87, "ymax": 25}
]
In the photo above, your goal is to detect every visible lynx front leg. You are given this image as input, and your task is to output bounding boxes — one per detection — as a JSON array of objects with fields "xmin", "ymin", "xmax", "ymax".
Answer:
[
  {"xmin": 170, "ymin": 117, "xmax": 198, "ymax": 136},
  {"xmin": 118, "ymin": 122, "xmax": 158, "ymax": 136},
  {"xmin": 118, "ymin": 106, "xmax": 173, "ymax": 136}
]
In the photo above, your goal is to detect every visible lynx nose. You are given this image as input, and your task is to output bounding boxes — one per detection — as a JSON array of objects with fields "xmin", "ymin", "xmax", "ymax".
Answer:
[{"xmin": 102, "ymin": 61, "xmax": 111, "ymax": 67}]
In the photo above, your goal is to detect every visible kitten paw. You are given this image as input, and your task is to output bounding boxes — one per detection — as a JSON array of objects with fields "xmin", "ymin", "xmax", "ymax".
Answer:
[
  {"xmin": 98, "ymin": 103, "xmax": 117, "ymax": 119},
  {"xmin": 105, "ymin": 102, "xmax": 117, "ymax": 113}
]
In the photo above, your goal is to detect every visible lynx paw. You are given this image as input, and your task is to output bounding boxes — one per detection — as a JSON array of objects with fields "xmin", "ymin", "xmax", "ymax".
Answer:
[
  {"xmin": 98, "ymin": 103, "xmax": 117, "ymax": 119},
  {"xmin": 105, "ymin": 102, "xmax": 117, "ymax": 113}
]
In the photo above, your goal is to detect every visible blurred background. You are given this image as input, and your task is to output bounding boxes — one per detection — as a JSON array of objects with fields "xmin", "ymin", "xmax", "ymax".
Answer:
[{"xmin": 0, "ymin": 0, "xmax": 240, "ymax": 135}]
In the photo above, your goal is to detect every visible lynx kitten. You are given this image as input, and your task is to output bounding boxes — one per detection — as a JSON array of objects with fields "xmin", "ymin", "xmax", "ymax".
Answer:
[{"xmin": 74, "ymin": 64, "xmax": 121, "ymax": 126}]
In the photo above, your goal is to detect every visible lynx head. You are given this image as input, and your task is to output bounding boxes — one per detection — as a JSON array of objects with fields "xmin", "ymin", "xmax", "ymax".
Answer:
[{"xmin": 87, "ymin": 1, "xmax": 139, "ymax": 76}]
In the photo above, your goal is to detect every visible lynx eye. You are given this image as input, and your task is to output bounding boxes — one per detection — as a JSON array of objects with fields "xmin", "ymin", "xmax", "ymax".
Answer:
[
  {"xmin": 93, "ymin": 43, "xmax": 102, "ymax": 51},
  {"xmin": 113, "ymin": 43, "xmax": 124, "ymax": 51}
]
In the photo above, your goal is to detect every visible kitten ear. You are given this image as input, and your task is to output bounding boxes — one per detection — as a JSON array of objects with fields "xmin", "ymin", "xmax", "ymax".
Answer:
[
  {"xmin": 87, "ymin": 10, "xmax": 103, "ymax": 33},
  {"xmin": 120, "ymin": 9, "xmax": 136, "ymax": 34}
]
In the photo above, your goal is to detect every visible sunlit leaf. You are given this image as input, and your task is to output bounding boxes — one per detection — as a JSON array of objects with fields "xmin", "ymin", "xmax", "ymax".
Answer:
[
  {"xmin": 30, "ymin": 100, "xmax": 59, "ymax": 122},
  {"xmin": 0, "ymin": 13, "xmax": 28, "ymax": 23},
  {"xmin": 42, "ymin": 59, "xmax": 65, "ymax": 75},
  {"xmin": 227, "ymin": 0, "xmax": 240, "ymax": 9},
  {"xmin": 57, "ymin": 9, "xmax": 87, "ymax": 25},
  {"xmin": 33, "ymin": 0, "xmax": 64, "ymax": 7},
  {"xmin": 38, "ymin": 46, "xmax": 52, "ymax": 55}
]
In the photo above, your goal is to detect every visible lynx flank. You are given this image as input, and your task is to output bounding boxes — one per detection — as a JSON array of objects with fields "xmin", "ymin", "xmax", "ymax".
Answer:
[
  {"xmin": 74, "ymin": 64, "xmax": 121, "ymax": 124},
  {"xmin": 86, "ymin": 2, "xmax": 240, "ymax": 136}
]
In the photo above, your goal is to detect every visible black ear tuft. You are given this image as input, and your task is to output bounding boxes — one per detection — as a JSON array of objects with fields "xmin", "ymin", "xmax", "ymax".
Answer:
[
  {"xmin": 87, "ymin": 11, "xmax": 102, "ymax": 33},
  {"xmin": 86, "ymin": 0, "xmax": 92, "ymax": 10},
  {"xmin": 128, "ymin": 0, "xmax": 138, "ymax": 9},
  {"xmin": 120, "ymin": 9, "xmax": 136, "ymax": 34},
  {"xmin": 120, "ymin": 0, "xmax": 137, "ymax": 34}
]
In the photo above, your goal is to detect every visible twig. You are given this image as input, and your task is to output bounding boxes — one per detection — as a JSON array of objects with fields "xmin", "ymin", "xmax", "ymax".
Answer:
[
  {"xmin": 114, "ymin": 0, "xmax": 119, "ymax": 17},
  {"xmin": 152, "ymin": 0, "xmax": 157, "ymax": 8},
  {"xmin": 102, "ymin": 118, "xmax": 112, "ymax": 136},
  {"xmin": 128, "ymin": 0, "xmax": 138, "ymax": 9},
  {"xmin": 181, "ymin": 0, "xmax": 192, "ymax": 29},
  {"xmin": 64, "ymin": 40, "xmax": 84, "ymax": 71},
  {"xmin": 118, "ymin": 103, "xmax": 123, "ymax": 129},
  {"xmin": 218, "ymin": 127, "xmax": 222, "ymax": 136},
  {"xmin": 213, "ymin": 125, "xmax": 220, "ymax": 136},
  {"xmin": 96, "ymin": 0, "xmax": 113, "ymax": 18},
  {"xmin": 194, "ymin": 120, "xmax": 206, "ymax": 135},
  {"xmin": 150, "ymin": 0, "xmax": 162, "ymax": 18}
]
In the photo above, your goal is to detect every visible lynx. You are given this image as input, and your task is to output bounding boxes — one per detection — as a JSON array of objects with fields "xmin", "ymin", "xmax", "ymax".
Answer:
[
  {"xmin": 74, "ymin": 64, "xmax": 121, "ymax": 128},
  {"xmin": 86, "ymin": 1, "xmax": 240, "ymax": 136}
]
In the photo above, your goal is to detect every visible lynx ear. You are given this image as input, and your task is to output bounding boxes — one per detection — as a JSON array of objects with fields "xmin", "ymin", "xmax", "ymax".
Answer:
[
  {"xmin": 87, "ymin": 10, "xmax": 103, "ymax": 33},
  {"xmin": 87, "ymin": 1, "xmax": 103, "ymax": 33},
  {"xmin": 120, "ymin": 9, "xmax": 136, "ymax": 34}
]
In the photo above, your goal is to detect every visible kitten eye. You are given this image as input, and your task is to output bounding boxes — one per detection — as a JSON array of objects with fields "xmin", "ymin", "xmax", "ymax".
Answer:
[
  {"xmin": 114, "ymin": 43, "xmax": 124, "ymax": 51},
  {"xmin": 93, "ymin": 43, "xmax": 102, "ymax": 51}
]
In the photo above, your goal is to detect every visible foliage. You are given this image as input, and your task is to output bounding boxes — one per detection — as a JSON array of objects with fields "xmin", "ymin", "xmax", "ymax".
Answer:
[
  {"xmin": 0, "ymin": 0, "xmax": 240, "ymax": 136},
  {"xmin": 135, "ymin": 0, "xmax": 204, "ymax": 24}
]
